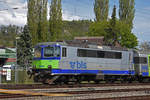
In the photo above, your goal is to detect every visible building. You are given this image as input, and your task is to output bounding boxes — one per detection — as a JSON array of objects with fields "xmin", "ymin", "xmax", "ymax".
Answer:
[{"xmin": 0, "ymin": 47, "xmax": 16, "ymax": 67}]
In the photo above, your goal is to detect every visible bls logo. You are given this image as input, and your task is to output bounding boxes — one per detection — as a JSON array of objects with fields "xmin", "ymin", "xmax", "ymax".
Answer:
[{"xmin": 69, "ymin": 61, "xmax": 87, "ymax": 69}]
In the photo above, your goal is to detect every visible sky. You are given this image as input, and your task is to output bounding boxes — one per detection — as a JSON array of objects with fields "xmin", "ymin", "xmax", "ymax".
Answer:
[{"xmin": 0, "ymin": 0, "xmax": 150, "ymax": 43}]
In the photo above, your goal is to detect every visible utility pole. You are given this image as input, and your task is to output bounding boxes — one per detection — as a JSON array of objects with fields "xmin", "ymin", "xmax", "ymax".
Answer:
[{"xmin": 15, "ymin": 37, "xmax": 20, "ymax": 84}]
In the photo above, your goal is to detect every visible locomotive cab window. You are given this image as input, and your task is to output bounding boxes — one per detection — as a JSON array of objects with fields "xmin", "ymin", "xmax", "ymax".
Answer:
[
  {"xmin": 62, "ymin": 48, "xmax": 67, "ymax": 57},
  {"xmin": 44, "ymin": 46, "xmax": 60, "ymax": 58},
  {"xmin": 134, "ymin": 57, "xmax": 147, "ymax": 64}
]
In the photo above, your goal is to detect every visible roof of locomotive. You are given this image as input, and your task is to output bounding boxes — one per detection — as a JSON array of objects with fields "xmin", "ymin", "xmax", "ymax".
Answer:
[{"xmin": 36, "ymin": 41, "xmax": 131, "ymax": 51}]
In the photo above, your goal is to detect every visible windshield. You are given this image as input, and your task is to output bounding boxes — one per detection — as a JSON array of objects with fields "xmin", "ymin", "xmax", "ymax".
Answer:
[
  {"xmin": 44, "ymin": 46, "xmax": 60, "ymax": 58},
  {"xmin": 34, "ymin": 47, "xmax": 41, "ymax": 58}
]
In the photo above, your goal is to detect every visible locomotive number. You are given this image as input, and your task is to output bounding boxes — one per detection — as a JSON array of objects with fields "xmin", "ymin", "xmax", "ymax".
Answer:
[{"xmin": 69, "ymin": 61, "xmax": 87, "ymax": 69}]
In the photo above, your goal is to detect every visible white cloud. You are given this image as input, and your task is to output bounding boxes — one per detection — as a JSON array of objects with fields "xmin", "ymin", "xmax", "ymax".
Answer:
[
  {"xmin": 62, "ymin": 10, "xmax": 81, "ymax": 21},
  {"xmin": 0, "ymin": 0, "xmax": 27, "ymax": 26},
  {"xmin": 0, "ymin": 1, "xmax": 83, "ymax": 26}
]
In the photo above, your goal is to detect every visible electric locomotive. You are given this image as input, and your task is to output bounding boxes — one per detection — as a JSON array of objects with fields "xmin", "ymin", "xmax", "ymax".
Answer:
[{"xmin": 28, "ymin": 41, "xmax": 150, "ymax": 84}]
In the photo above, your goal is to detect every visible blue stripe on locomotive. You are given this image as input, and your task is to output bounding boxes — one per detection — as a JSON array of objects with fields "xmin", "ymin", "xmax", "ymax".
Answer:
[
  {"xmin": 52, "ymin": 69, "xmax": 135, "ymax": 75},
  {"xmin": 142, "ymin": 72, "xmax": 149, "ymax": 76},
  {"xmin": 141, "ymin": 66, "xmax": 149, "ymax": 76}
]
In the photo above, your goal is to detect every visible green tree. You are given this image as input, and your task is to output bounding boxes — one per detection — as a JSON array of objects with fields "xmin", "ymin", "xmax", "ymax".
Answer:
[
  {"xmin": 105, "ymin": 5, "xmax": 119, "ymax": 46},
  {"xmin": 37, "ymin": 0, "xmax": 48, "ymax": 43},
  {"xmin": 87, "ymin": 21, "xmax": 108, "ymax": 37},
  {"xmin": 27, "ymin": 0, "xmax": 48, "ymax": 45},
  {"xmin": 49, "ymin": 0, "xmax": 63, "ymax": 41},
  {"xmin": 63, "ymin": 20, "xmax": 92, "ymax": 40},
  {"xmin": 118, "ymin": 22, "xmax": 138, "ymax": 48},
  {"xmin": 17, "ymin": 25, "xmax": 32, "ymax": 68},
  {"xmin": 88, "ymin": 5, "xmax": 138, "ymax": 48},
  {"xmin": 27, "ymin": 0, "xmax": 38, "ymax": 45},
  {"xmin": 94, "ymin": 0, "xmax": 109, "ymax": 22},
  {"xmin": 0, "ymin": 25, "xmax": 21, "ymax": 47},
  {"xmin": 119, "ymin": 0, "xmax": 135, "ymax": 29}
]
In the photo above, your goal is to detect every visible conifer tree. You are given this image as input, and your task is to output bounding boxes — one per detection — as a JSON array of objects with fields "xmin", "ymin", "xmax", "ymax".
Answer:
[
  {"xmin": 119, "ymin": 0, "xmax": 135, "ymax": 29},
  {"xmin": 94, "ymin": 0, "xmax": 109, "ymax": 22},
  {"xmin": 49, "ymin": 0, "xmax": 63, "ymax": 41},
  {"xmin": 105, "ymin": 5, "xmax": 118, "ymax": 46},
  {"xmin": 17, "ymin": 25, "xmax": 32, "ymax": 68}
]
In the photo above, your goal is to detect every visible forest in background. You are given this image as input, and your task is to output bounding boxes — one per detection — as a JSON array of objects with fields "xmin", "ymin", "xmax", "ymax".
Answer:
[{"xmin": 0, "ymin": 20, "xmax": 91, "ymax": 47}]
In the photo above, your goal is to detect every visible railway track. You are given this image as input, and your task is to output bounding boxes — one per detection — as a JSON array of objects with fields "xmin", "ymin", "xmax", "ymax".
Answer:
[
  {"xmin": 1, "ymin": 82, "xmax": 150, "ymax": 89},
  {"xmin": 1, "ymin": 83, "xmax": 150, "ymax": 99},
  {"xmin": 0, "ymin": 94, "xmax": 33, "ymax": 99}
]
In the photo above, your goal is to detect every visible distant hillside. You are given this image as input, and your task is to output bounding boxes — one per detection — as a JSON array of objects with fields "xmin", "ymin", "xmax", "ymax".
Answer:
[
  {"xmin": 62, "ymin": 20, "xmax": 92, "ymax": 40},
  {"xmin": 0, "ymin": 25, "xmax": 22, "ymax": 47},
  {"xmin": 0, "ymin": 20, "xmax": 92, "ymax": 47}
]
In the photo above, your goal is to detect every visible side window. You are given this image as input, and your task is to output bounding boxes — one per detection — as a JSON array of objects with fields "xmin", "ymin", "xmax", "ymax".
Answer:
[
  {"xmin": 134, "ymin": 57, "xmax": 147, "ymax": 64},
  {"xmin": 115, "ymin": 52, "xmax": 122, "ymax": 59},
  {"xmin": 77, "ymin": 49, "xmax": 122, "ymax": 59},
  {"xmin": 77, "ymin": 49, "xmax": 87, "ymax": 57},
  {"xmin": 105, "ymin": 51, "xmax": 113, "ymax": 58},
  {"xmin": 97, "ymin": 51, "xmax": 105, "ymax": 58},
  {"xmin": 142, "ymin": 57, "xmax": 147, "ymax": 64},
  {"xmin": 134, "ymin": 57, "xmax": 139, "ymax": 64},
  {"xmin": 104, "ymin": 51, "xmax": 122, "ymax": 59},
  {"xmin": 62, "ymin": 48, "xmax": 67, "ymax": 57},
  {"xmin": 86, "ymin": 50, "xmax": 97, "ymax": 57}
]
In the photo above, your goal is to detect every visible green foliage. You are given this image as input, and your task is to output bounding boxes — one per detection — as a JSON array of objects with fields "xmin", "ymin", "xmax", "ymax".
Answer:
[
  {"xmin": 119, "ymin": 0, "xmax": 135, "ymax": 29},
  {"xmin": 27, "ymin": 0, "xmax": 48, "ymax": 45},
  {"xmin": 49, "ymin": 0, "xmax": 63, "ymax": 41},
  {"xmin": 37, "ymin": 0, "xmax": 48, "ymax": 43},
  {"xmin": 88, "ymin": 20, "xmax": 138, "ymax": 48},
  {"xmin": 110, "ymin": 5, "xmax": 116, "ymax": 27},
  {"xmin": 63, "ymin": 20, "xmax": 92, "ymax": 40},
  {"xmin": 0, "ymin": 25, "xmax": 21, "ymax": 47},
  {"xmin": 87, "ymin": 21, "xmax": 108, "ymax": 37},
  {"xmin": 120, "ymin": 32, "xmax": 138, "ymax": 48},
  {"xmin": 94, "ymin": 0, "xmax": 109, "ymax": 21},
  {"xmin": 27, "ymin": 0, "xmax": 38, "ymax": 45},
  {"xmin": 89, "ymin": 3, "xmax": 138, "ymax": 48},
  {"xmin": 118, "ymin": 22, "xmax": 138, "ymax": 48},
  {"xmin": 17, "ymin": 25, "xmax": 33, "ymax": 68},
  {"xmin": 105, "ymin": 5, "xmax": 118, "ymax": 45}
]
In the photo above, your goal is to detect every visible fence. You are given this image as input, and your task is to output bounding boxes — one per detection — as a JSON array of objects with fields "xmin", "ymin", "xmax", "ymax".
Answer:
[{"xmin": 0, "ymin": 66, "xmax": 34, "ymax": 84}]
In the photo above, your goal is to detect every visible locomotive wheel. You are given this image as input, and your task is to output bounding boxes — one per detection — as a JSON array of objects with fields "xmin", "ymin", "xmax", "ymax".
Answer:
[
  {"xmin": 138, "ymin": 77, "xmax": 143, "ymax": 83},
  {"xmin": 106, "ymin": 79, "xmax": 114, "ymax": 83},
  {"xmin": 42, "ymin": 78, "xmax": 49, "ymax": 84},
  {"xmin": 94, "ymin": 80, "xmax": 100, "ymax": 84},
  {"xmin": 33, "ymin": 76, "xmax": 39, "ymax": 82},
  {"xmin": 76, "ymin": 76, "xmax": 82, "ymax": 84}
]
